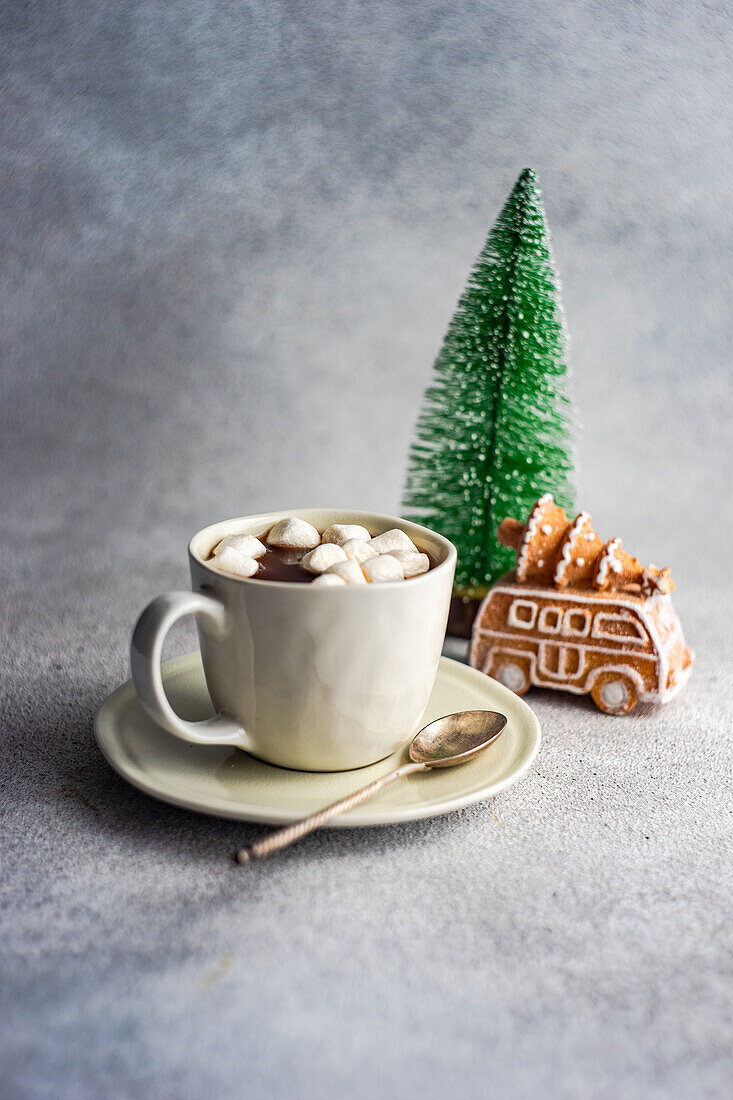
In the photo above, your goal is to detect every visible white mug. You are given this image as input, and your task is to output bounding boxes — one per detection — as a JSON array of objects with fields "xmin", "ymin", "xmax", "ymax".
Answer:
[{"xmin": 130, "ymin": 509, "xmax": 456, "ymax": 771}]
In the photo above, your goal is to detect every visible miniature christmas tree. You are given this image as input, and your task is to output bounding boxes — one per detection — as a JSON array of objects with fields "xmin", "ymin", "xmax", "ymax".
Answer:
[{"xmin": 402, "ymin": 168, "xmax": 576, "ymax": 634}]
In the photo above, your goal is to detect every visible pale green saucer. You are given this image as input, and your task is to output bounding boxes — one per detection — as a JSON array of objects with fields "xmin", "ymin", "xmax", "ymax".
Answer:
[{"xmin": 95, "ymin": 654, "xmax": 541, "ymax": 826}]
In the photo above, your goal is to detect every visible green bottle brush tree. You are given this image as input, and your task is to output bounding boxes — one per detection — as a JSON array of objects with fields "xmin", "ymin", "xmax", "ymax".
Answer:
[{"xmin": 402, "ymin": 168, "xmax": 576, "ymax": 637}]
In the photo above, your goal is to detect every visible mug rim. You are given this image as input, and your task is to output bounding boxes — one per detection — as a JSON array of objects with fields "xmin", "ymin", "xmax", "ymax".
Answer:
[{"xmin": 189, "ymin": 507, "xmax": 457, "ymax": 590}]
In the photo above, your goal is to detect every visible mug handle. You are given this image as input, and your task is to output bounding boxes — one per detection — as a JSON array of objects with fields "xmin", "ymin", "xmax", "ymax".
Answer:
[{"xmin": 130, "ymin": 591, "xmax": 247, "ymax": 746}]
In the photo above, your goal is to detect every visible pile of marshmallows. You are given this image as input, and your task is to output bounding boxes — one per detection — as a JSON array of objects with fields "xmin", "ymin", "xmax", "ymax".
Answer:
[{"xmin": 212, "ymin": 517, "xmax": 430, "ymax": 586}]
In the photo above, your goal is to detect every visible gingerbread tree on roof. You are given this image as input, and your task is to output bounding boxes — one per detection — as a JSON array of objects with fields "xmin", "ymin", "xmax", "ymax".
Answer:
[
  {"xmin": 402, "ymin": 169, "xmax": 576, "ymax": 631},
  {"xmin": 498, "ymin": 496, "xmax": 674, "ymax": 596}
]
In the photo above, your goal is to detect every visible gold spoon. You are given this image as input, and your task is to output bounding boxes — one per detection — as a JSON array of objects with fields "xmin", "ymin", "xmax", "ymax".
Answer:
[{"xmin": 236, "ymin": 709, "xmax": 507, "ymax": 864}]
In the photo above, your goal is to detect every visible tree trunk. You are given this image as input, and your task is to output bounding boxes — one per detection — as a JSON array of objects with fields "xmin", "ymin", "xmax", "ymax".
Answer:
[{"xmin": 447, "ymin": 595, "xmax": 482, "ymax": 639}]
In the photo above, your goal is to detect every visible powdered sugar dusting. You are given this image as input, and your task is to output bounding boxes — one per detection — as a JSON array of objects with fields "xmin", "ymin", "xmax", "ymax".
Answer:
[
  {"xmin": 596, "ymin": 538, "xmax": 621, "ymax": 587},
  {"xmin": 554, "ymin": 512, "xmax": 590, "ymax": 584}
]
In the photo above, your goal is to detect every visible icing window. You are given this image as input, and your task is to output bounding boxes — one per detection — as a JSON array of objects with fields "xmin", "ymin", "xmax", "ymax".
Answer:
[
  {"xmin": 592, "ymin": 614, "xmax": 646, "ymax": 643},
  {"xmin": 564, "ymin": 609, "xmax": 591, "ymax": 637},
  {"xmin": 507, "ymin": 599, "xmax": 537, "ymax": 629},
  {"xmin": 538, "ymin": 607, "xmax": 562, "ymax": 633}
]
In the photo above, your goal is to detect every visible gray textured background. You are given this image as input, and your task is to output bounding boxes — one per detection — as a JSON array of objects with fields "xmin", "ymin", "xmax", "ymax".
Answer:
[{"xmin": 2, "ymin": 2, "xmax": 732, "ymax": 1097}]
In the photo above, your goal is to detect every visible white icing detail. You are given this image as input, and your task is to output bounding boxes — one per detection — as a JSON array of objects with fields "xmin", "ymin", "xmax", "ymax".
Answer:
[
  {"xmin": 595, "ymin": 538, "xmax": 621, "ymax": 587},
  {"xmin": 541, "ymin": 524, "xmax": 552, "ymax": 535},
  {"xmin": 538, "ymin": 606, "xmax": 562, "ymax": 633},
  {"xmin": 471, "ymin": 583, "xmax": 673, "ymax": 701},
  {"xmin": 576, "ymin": 557, "xmax": 585, "ymax": 567},
  {"xmin": 537, "ymin": 641, "xmax": 584, "ymax": 680},
  {"xmin": 641, "ymin": 567, "xmax": 672, "ymax": 596},
  {"xmin": 481, "ymin": 646, "xmax": 536, "ymax": 682},
  {"xmin": 591, "ymin": 612, "xmax": 646, "ymax": 644},
  {"xmin": 554, "ymin": 512, "xmax": 590, "ymax": 584},
  {"xmin": 507, "ymin": 599, "xmax": 538, "ymax": 630},
  {"xmin": 586, "ymin": 664, "xmax": 646, "ymax": 699},
  {"xmin": 599, "ymin": 679, "xmax": 630, "ymax": 708},
  {"xmin": 564, "ymin": 608, "xmax": 591, "ymax": 636},
  {"xmin": 537, "ymin": 559, "xmax": 545, "ymax": 568},
  {"xmin": 475, "ymin": 635, "xmax": 670, "ymax": 702},
  {"xmin": 656, "ymin": 661, "xmax": 691, "ymax": 702},
  {"xmin": 516, "ymin": 494, "xmax": 553, "ymax": 582},
  {"xmin": 611, "ymin": 561, "xmax": 623, "ymax": 573},
  {"xmin": 584, "ymin": 532, "xmax": 595, "ymax": 541},
  {"xmin": 496, "ymin": 661, "xmax": 528, "ymax": 693}
]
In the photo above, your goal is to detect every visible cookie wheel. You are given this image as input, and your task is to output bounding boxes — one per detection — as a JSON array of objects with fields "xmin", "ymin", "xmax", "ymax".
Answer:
[
  {"xmin": 590, "ymin": 672, "xmax": 638, "ymax": 715},
  {"xmin": 490, "ymin": 654, "xmax": 531, "ymax": 695}
]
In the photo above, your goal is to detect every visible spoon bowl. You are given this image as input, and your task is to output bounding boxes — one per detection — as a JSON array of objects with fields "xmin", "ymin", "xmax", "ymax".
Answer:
[{"xmin": 409, "ymin": 709, "xmax": 507, "ymax": 767}]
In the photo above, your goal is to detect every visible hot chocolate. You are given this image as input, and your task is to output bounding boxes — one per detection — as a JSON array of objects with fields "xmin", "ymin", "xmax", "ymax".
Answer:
[{"xmin": 208, "ymin": 517, "xmax": 435, "ymax": 585}]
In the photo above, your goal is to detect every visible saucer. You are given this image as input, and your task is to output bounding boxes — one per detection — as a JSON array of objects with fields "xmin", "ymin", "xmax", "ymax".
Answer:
[{"xmin": 95, "ymin": 653, "xmax": 541, "ymax": 826}]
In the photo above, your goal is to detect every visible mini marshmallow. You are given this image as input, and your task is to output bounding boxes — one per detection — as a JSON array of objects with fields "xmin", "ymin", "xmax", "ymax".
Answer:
[
  {"xmin": 321, "ymin": 523, "xmax": 372, "ymax": 545},
  {"xmin": 385, "ymin": 548, "xmax": 430, "ymax": 578},
  {"xmin": 267, "ymin": 517, "xmax": 320, "ymax": 550},
  {"xmin": 326, "ymin": 559, "xmax": 367, "ymax": 585},
  {"xmin": 311, "ymin": 573, "xmax": 347, "ymax": 587},
  {"xmin": 213, "ymin": 546, "xmax": 259, "ymax": 578},
  {"xmin": 362, "ymin": 554, "xmax": 405, "ymax": 584},
  {"xmin": 213, "ymin": 533, "xmax": 267, "ymax": 559},
  {"xmin": 369, "ymin": 528, "xmax": 417, "ymax": 555},
  {"xmin": 340, "ymin": 538, "xmax": 378, "ymax": 564},
  {"xmin": 301, "ymin": 543, "xmax": 348, "ymax": 574}
]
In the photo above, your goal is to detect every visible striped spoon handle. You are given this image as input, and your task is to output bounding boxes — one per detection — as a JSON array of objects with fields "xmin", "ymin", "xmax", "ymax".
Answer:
[{"xmin": 236, "ymin": 760, "xmax": 426, "ymax": 864}]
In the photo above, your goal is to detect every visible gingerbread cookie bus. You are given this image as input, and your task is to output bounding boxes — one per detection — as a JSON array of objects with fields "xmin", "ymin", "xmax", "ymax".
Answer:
[{"xmin": 469, "ymin": 496, "xmax": 693, "ymax": 715}]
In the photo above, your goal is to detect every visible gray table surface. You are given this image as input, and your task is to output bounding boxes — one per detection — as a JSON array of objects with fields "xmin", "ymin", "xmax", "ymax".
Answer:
[{"xmin": 3, "ymin": 2, "xmax": 732, "ymax": 1097}]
